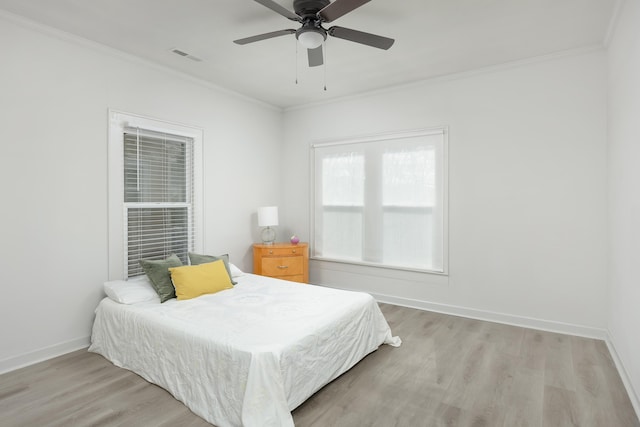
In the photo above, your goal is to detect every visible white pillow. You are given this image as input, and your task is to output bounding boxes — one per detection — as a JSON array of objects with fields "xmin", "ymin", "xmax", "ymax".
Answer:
[
  {"xmin": 229, "ymin": 262, "xmax": 245, "ymax": 277},
  {"xmin": 104, "ymin": 276, "xmax": 160, "ymax": 304}
]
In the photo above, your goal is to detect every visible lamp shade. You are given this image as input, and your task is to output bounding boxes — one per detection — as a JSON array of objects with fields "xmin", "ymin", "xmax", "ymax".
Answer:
[
  {"xmin": 257, "ymin": 206, "xmax": 278, "ymax": 227},
  {"xmin": 298, "ymin": 30, "xmax": 324, "ymax": 49}
]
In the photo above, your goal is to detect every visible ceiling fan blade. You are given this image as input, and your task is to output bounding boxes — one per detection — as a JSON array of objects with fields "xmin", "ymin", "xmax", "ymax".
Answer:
[
  {"xmin": 318, "ymin": 0, "xmax": 371, "ymax": 23},
  {"xmin": 328, "ymin": 26, "xmax": 394, "ymax": 50},
  {"xmin": 233, "ymin": 29, "xmax": 296, "ymax": 45},
  {"xmin": 307, "ymin": 46, "xmax": 323, "ymax": 67},
  {"xmin": 254, "ymin": 0, "xmax": 300, "ymax": 21}
]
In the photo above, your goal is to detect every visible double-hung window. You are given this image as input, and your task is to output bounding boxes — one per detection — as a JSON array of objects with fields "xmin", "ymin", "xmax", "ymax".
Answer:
[
  {"xmin": 108, "ymin": 111, "xmax": 203, "ymax": 279},
  {"xmin": 311, "ymin": 128, "xmax": 447, "ymax": 273}
]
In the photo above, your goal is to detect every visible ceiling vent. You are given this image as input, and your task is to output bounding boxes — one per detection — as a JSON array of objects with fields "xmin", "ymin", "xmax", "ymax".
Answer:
[{"xmin": 170, "ymin": 48, "xmax": 202, "ymax": 62}]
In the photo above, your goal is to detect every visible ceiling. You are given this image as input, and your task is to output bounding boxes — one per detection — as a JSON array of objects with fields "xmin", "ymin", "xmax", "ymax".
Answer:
[{"xmin": 0, "ymin": 0, "xmax": 617, "ymax": 108}]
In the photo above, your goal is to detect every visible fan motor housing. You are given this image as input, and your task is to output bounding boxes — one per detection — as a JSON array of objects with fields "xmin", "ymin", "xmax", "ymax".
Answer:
[{"xmin": 294, "ymin": 0, "xmax": 330, "ymax": 19}]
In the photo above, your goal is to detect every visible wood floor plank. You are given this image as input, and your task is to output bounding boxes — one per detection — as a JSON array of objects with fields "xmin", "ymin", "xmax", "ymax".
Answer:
[
  {"xmin": 544, "ymin": 331, "xmax": 577, "ymax": 392},
  {"xmin": 543, "ymin": 384, "xmax": 582, "ymax": 427},
  {"xmin": 520, "ymin": 329, "xmax": 549, "ymax": 371},
  {"xmin": 500, "ymin": 367, "xmax": 544, "ymax": 427},
  {"xmin": 1, "ymin": 303, "xmax": 638, "ymax": 427}
]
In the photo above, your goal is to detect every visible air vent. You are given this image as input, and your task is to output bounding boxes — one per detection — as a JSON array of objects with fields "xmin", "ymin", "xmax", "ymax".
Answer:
[
  {"xmin": 170, "ymin": 48, "xmax": 203, "ymax": 62},
  {"xmin": 172, "ymin": 48, "xmax": 189, "ymax": 56}
]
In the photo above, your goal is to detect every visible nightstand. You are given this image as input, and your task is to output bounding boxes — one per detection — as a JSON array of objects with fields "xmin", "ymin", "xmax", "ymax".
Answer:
[{"xmin": 253, "ymin": 243, "xmax": 309, "ymax": 283}]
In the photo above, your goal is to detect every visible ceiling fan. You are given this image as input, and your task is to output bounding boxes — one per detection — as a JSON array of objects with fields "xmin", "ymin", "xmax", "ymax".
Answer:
[{"xmin": 233, "ymin": 0, "xmax": 394, "ymax": 67}]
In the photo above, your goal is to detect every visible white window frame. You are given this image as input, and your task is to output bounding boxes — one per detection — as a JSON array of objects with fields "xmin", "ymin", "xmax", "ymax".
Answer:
[
  {"xmin": 310, "ymin": 127, "xmax": 449, "ymax": 275},
  {"xmin": 107, "ymin": 110, "xmax": 203, "ymax": 280}
]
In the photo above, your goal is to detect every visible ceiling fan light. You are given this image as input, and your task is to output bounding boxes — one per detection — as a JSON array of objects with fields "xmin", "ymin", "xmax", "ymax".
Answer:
[{"xmin": 298, "ymin": 30, "xmax": 325, "ymax": 49}]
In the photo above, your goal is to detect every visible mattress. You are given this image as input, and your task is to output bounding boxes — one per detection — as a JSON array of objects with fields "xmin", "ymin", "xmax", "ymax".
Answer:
[{"xmin": 89, "ymin": 273, "xmax": 401, "ymax": 427}]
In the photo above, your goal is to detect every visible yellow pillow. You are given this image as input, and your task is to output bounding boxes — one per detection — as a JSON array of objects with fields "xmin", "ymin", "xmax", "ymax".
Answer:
[{"xmin": 169, "ymin": 260, "xmax": 233, "ymax": 300}]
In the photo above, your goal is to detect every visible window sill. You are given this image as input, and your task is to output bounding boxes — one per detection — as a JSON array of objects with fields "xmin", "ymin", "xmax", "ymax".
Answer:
[{"xmin": 310, "ymin": 256, "xmax": 448, "ymax": 279}]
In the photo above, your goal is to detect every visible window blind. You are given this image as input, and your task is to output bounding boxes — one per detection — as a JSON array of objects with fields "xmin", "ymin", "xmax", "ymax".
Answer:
[{"xmin": 123, "ymin": 128, "xmax": 194, "ymax": 277}]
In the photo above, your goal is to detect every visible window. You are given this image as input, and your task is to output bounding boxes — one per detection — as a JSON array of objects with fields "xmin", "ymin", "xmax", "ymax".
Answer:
[
  {"xmin": 108, "ymin": 111, "xmax": 203, "ymax": 279},
  {"xmin": 311, "ymin": 128, "xmax": 447, "ymax": 273},
  {"xmin": 123, "ymin": 129, "xmax": 193, "ymax": 276}
]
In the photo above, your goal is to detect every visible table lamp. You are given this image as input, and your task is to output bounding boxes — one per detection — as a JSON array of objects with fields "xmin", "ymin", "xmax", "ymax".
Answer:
[{"xmin": 257, "ymin": 206, "xmax": 278, "ymax": 245}]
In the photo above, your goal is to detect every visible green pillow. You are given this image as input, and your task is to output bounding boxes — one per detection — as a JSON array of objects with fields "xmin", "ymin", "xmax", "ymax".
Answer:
[
  {"xmin": 188, "ymin": 252, "xmax": 237, "ymax": 285},
  {"xmin": 139, "ymin": 254, "xmax": 183, "ymax": 302}
]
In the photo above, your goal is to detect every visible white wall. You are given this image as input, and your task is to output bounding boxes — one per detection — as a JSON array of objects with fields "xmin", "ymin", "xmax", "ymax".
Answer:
[
  {"xmin": 607, "ymin": 0, "xmax": 640, "ymax": 413},
  {"xmin": 282, "ymin": 50, "xmax": 608, "ymax": 335},
  {"xmin": 0, "ymin": 14, "xmax": 283, "ymax": 372}
]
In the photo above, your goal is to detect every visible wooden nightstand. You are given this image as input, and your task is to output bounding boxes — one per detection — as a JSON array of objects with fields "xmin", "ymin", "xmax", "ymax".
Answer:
[{"xmin": 253, "ymin": 243, "xmax": 309, "ymax": 283}]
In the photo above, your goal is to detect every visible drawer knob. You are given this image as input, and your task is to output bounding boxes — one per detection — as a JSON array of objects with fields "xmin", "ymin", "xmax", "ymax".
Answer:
[
  {"xmin": 277, "ymin": 265, "xmax": 288, "ymax": 269},
  {"xmin": 268, "ymin": 250, "xmax": 273, "ymax": 254},
  {"xmin": 292, "ymin": 249, "xmax": 296, "ymax": 253}
]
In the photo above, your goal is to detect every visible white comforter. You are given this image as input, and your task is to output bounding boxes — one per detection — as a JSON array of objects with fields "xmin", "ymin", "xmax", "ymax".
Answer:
[{"xmin": 89, "ymin": 274, "xmax": 400, "ymax": 427}]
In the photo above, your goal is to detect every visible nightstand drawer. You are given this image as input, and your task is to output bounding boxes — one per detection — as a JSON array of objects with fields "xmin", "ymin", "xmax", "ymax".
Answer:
[
  {"xmin": 261, "ymin": 256, "xmax": 303, "ymax": 277},
  {"xmin": 257, "ymin": 246, "xmax": 304, "ymax": 257}
]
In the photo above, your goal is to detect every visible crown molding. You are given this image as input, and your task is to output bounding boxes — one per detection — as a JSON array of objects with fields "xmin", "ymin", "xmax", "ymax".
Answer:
[{"xmin": 285, "ymin": 44, "xmax": 605, "ymax": 112}]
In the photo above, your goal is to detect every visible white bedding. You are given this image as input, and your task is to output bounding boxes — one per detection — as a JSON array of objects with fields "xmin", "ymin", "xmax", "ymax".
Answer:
[{"xmin": 89, "ymin": 273, "xmax": 401, "ymax": 427}]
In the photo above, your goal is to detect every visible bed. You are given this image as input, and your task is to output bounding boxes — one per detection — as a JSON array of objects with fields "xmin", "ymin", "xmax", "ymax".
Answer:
[{"xmin": 89, "ymin": 271, "xmax": 401, "ymax": 427}]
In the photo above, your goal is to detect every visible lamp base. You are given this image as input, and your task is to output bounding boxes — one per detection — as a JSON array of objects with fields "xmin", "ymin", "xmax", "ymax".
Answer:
[{"xmin": 261, "ymin": 226, "xmax": 276, "ymax": 245}]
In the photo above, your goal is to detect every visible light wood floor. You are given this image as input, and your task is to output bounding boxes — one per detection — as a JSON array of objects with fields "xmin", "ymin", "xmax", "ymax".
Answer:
[{"xmin": 1, "ymin": 304, "xmax": 638, "ymax": 426}]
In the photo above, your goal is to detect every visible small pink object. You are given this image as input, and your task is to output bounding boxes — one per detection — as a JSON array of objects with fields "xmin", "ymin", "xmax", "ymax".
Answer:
[{"xmin": 290, "ymin": 235, "xmax": 300, "ymax": 245}]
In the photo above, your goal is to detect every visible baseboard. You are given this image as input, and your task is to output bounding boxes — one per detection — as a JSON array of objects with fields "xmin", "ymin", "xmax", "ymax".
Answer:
[
  {"xmin": 606, "ymin": 331, "xmax": 640, "ymax": 421},
  {"xmin": 366, "ymin": 291, "xmax": 607, "ymax": 339},
  {"xmin": 0, "ymin": 336, "xmax": 90, "ymax": 375}
]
